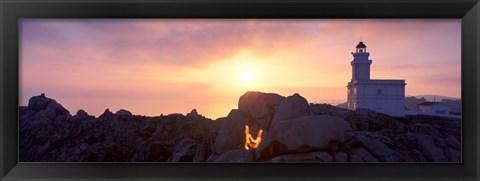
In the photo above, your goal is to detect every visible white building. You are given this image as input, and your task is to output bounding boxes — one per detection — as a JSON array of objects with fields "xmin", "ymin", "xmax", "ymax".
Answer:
[
  {"xmin": 418, "ymin": 102, "xmax": 451, "ymax": 115},
  {"xmin": 347, "ymin": 42, "xmax": 406, "ymax": 116}
]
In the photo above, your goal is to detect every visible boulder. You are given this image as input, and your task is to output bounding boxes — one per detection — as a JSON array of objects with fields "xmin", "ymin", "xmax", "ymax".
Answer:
[
  {"xmin": 193, "ymin": 142, "xmax": 208, "ymax": 162},
  {"xmin": 354, "ymin": 132, "xmax": 401, "ymax": 162},
  {"xmin": 415, "ymin": 135, "xmax": 448, "ymax": 162},
  {"xmin": 76, "ymin": 109, "xmax": 90, "ymax": 118},
  {"xmin": 410, "ymin": 123, "xmax": 441, "ymax": 138},
  {"xmin": 209, "ymin": 149, "xmax": 247, "ymax": 163},
  {"xmin": 212, "ymin": 109, "xmax": 248, "ymax": 154},
  {"xmin": 349, "ymin": 147, "xmax": 378, "ymax": 162},
  {"xmin": 27, "ymin": 95, "xmax": 70, "ymax": 120},
  {"xmin": 28, "ymin": 93, "xmax": 52, "ymax": 111},
  {"xmin": 271, "ymin": 93, "xmax": 309, "ymax": 125},
  {"xmin": 267, "ymin": 152, "xmax": 333, "ymax": 162},
  {"xmin": 334, "ymin": 152, "xmax": 348, "ymax": 162},
  {"xmin": 169, "ymin": 138, "xmax": 196, "ymax": 162},
  {"xmin": 309, "ymin": 103, "xmax": 350, "ymax": 119},
  {"xmin": 255, "ymin": 115, "xmax": 353, "ymax": 160},
  {"xmin": 131, "ymin": 141, "xmax": 151, "ymax": 162},
  {"xmin": 186, "ymin": 109, "xmax": 201, "ymax": 122},
  {"xmin": 445, "ymin": 135, "xmax": 461, "ymax": 150},
  {"xmin": 446, "ymin": 147, "xmax": 461, "ymax": 162},
  {"xmin": 46, "ymin": 100, "xmax": 70, "ymax": 116},
  {"xmin": 238, "ymin": 91, "xmax": 285, "ymax": 130},
  {"xmin": 99, "ymin": 109, "xmax": 114, "ymax": 120},
  {"xmin": 116, "ymin": 109, "xmax": 133, "ymax": 117}
]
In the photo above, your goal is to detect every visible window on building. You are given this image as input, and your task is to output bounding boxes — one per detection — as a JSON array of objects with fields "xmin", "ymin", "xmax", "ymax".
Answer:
[{"xmin": 377, "ymin": 88, "xmax": 382, "ymax": 95}]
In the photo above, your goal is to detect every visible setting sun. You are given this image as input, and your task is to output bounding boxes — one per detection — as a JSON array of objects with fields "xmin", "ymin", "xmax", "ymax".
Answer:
[{"xmin": 241, "ymin": 71, "xmax": 254, "ymax": 85}]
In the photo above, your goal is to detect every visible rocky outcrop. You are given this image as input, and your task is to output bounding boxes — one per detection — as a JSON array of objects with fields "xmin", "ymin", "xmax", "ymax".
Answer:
[
  {"xmin": 266, "ymin": 151, "xmax": 333, "ymax": 162},
  {"xmin": 19, "ymin": 92, "xmax": 462, "ymax": 163},
  {"xmin": 169, "ymin": 138, "xmax": 197, "ymax": 162},
  {"xmin": 20, "ymin": 94, "xmax": 217, "ymax": 162},
  {"xmin": 238, "ymin": 91, "xmax": 285, "ymax": 130},
  {"xmin": 116, "ymin": 109, "xmax": 133, "ymax": 117},
  {"xmin": 271, "ymin": 93, "xmax": 309, "ymax": 126},
  {"xmin": 255, "ymin": 115, "xmax": 353, "ymax": 160},
  {"xmin": 212, "ymin": 109, "xmax": 248, "ymax": 154}
]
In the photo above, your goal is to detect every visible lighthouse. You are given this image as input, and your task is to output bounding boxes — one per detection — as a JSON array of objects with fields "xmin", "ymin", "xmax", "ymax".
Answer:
[
  {"xmin": 347, "ymin": 41, "xmax": 406, "ymax": 117},
  {"xmin": 351, "ymin": 41, "xmax": 372, "ymax": 81}
]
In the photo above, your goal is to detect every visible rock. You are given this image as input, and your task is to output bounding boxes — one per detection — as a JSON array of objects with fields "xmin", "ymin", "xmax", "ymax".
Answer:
[
  {"xmin": 350, "ymin": 147, "xmax": 378, "ymax": 162},
  {"xmin": 193, "ymin": 142, "xmax": 208, "ymax": 162},
  {"xmin": 28, "ymin": 94, "xmax": 53, "ymax": 111},
  {"xmin": 445, "ymin": 135, "xmax": 461, "ymax": 150},
  {"xmin": 349, "ymin": 155, "xmax": 364, "ymax": 162},
  {"xmin": 99, "ymin": 109, "xmax": 114, "ymax": 120},
  {"xmin": 310, "ymin": 103, "xmax": 350, "ymax": 119},
  {"xmin": 18, "ymin": 93, "xmax": 460, "ymax": 163},
  {"xmin": 116, "ymin": 109, "xmax": 133, "ymax": 117},
  {"xmin": 336, "ymin": 102, "xmax": 348, "ymax": 109},
  {"xmin": 271, "ymin": 93, "xmax": 309, "ymax": 125},
  {"xmin": 446, "ymin": 147, "xmax": 461, "ymax": 162},
  {"xmin": 415, "ymin": 135, "xmax": 448, "ymax": 162},
  {"xmin": 212, "ymin": 109, "xmax": 248, "ymax": 154},
  {"xmin": 150, "ymin": 143, "xmax": 171, "ymax": 162},
  {"xmin": 411, "ymin": 149, "xmax": 428, "ymax": 162},
  {"xmin": 210, "ymin": 149, "xmax": 246, "ymax": 162},
  {"xmin": 345, "ymin": 109, "xmax": 407, "ymax": 133},
  {"xmin": 76, "ymin": 109, "xmax": 90, "ymax": 117},
  {"xmin": 132, "ymin": 141, "xmax": 151, "ymax": 162},
  {"xmin": 238, "ymin": 91, "xmax": 285, "ymax": 130},
  {"xmin": 34, "ymin": 109, "xmax": 57, "ymax": 120},
  {"xmin": 169, "ymin": 138, "xmax": 196, "ymax": 162},
  {"xmin": 334, "ymin": 152, "xmax": 348, "ymax": 162},
  {"xmin": 189, "ymin": 109, "xmax": 199, "ymax": 117},
  {"xmin": 410, "ymin": 123, "xmax": 441, "ymax": 138},
  {"xmin": 267, "ymin": 152, "xmax": 333, "ymax": 162},
  {"xmin": 255, "ymin": 115, "xmax": 353, "ymax": 160},
  {"xmin": 186, "ymin": 109, "xmax": 200, "ymax": 121},
  {"xmin": 27, "ymin": 95, "xmax": 70, "ymax": 120},
  {"xmin": 354, "ymin": 132, "xmax": 401, "ymax": 162},
  {"xmin": 206, "ymin": 154, "xmax": 219, "ymax": 162},
  {"xmin": 46, "ymin": 100, "xmax": 70, "ymax": 116}
]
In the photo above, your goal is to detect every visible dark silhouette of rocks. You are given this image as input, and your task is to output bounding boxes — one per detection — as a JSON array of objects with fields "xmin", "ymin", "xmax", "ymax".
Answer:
[
  {"xmin": 19, "ymin": 92, "xmax": 461, "ymax": 162},
  {"xmin": 255, "ymin": 115, "xmax": 352, "ymax": 160},
  {"xmin": 116, "ymin": 109, "xmax": 133, "ymax": 117},
  {"xmin": 271, "ymin": 93, "xmax": 310, "ymax": 126},
  {"xmin": 212, "ymin": 109, "xmax": 247, "ymax": 155},
  {"xmin": 20, "ymin": 94, "xmax": 218, "ymax": 162},
  {"xmin": 238, "ymin": 91, "xmax": 285, "ymax": 130}
]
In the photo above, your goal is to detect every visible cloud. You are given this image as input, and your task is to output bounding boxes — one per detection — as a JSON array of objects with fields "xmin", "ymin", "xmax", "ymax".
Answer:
[
  {"xmin": 20, "ymin": 19, "xmax": 461, "ymax": 117},
  {"xmin": 21, "ymin": 19, "xmax": 324, "ymax": 68}
]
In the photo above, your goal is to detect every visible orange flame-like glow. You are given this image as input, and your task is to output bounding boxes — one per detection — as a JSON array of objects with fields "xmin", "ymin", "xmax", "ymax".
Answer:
[{"xmin": 244, "ymin": 125, "xmax": 263, "ymax": 150}]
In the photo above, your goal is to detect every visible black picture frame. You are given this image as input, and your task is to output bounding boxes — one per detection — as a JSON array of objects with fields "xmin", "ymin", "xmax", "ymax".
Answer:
[{"xmin": 1, "ymin": 0, "xmax": 479, "ymax": 180}]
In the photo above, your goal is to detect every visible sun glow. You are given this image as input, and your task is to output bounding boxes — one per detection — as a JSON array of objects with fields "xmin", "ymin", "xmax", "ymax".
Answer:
[{"xmin": 241, "ymin": 71, "xmax": 254, "ymax": 85}]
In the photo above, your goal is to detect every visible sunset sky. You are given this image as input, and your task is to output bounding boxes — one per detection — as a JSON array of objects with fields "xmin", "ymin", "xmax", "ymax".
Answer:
[{"xmin": 20, "ymin": 19, "xmax": 461, "ymax": 119}]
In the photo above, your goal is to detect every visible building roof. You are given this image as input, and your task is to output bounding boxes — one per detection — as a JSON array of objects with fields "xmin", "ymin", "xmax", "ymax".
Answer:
[
  {"xmin": 351, "ymin": 79, "xmax": 405, "ymax": 85},
  {"xmin": 417, "ymin": 102, "xmax": 449, "ymax": 107},
  {"xmin": 356, "ymin": 41, "xmax": 367, "ymax": 48}
]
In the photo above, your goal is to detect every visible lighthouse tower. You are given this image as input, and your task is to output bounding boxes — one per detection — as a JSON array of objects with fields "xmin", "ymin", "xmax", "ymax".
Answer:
[
  {"xmin": 351, "ymin": 41, "xmax": 372, "ymax": 81},
  {"xmin": 347, "ymin": 41, "xmax": 406, "ymax": 116}
]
